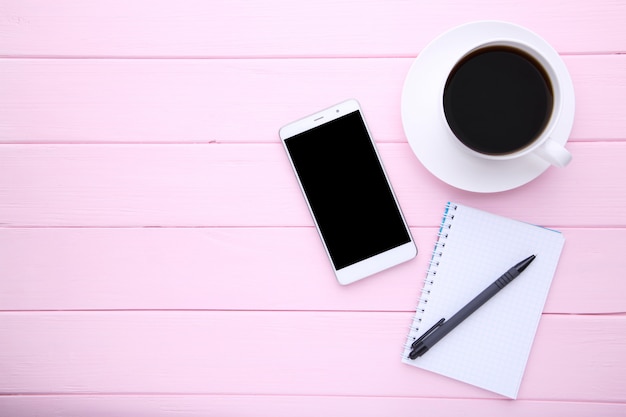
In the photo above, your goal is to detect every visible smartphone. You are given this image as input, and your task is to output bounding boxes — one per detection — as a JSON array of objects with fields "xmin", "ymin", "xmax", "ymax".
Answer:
[{"xmin": 279, "ymin": 99, "xmax": 417, "ymax": 285}]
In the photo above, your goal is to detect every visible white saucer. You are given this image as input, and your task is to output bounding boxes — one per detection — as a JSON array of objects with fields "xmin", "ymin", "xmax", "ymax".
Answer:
[{"xmin": 401, "ymin": 21, "xmax": 575, "ymax": 193}]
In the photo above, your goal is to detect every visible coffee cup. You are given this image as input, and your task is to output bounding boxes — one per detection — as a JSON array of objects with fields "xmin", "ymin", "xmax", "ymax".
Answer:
[{"xmin": 441, "ymin": 41, "xmax": 572, "ymax": 167}]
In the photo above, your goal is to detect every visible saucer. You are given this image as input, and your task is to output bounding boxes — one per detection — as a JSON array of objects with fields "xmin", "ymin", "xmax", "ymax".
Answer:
[{"xmin": 401, "ymin": 21, "xmax": 575, "ymax": 193}]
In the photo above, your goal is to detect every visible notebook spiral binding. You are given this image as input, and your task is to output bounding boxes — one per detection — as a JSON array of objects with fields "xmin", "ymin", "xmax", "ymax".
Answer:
[{"xmin": 404, "ymin": 202, "xmax": 458, "ymax": 351}]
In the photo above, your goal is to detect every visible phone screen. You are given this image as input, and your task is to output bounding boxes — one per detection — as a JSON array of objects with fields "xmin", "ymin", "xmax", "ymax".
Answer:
[{"xmin": 284, "ymin": 110, "xmax": 411, "ymax": 270}]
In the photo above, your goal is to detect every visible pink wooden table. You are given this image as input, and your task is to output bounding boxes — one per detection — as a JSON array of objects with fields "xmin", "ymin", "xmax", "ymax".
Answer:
[{"xmin": 1, "ymin": 1, "xmax": 626, "ymax": 415}]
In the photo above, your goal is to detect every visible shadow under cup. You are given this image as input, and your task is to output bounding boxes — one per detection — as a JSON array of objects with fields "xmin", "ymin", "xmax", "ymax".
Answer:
[{"xmin": 443, "ymin": 45, "xmax": 554, "ymax": 156}]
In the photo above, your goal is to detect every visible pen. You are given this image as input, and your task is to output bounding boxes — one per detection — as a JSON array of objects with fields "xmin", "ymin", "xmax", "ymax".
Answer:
[{"xmin": 408, "ymin": 254, "xmax": 536, "ymax": 360}]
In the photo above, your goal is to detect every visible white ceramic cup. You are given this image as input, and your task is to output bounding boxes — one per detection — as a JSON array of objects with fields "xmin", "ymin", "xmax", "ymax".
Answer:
[{"xmin": 441, "ymin": 40, "xmax": 572, "ymax": 168}]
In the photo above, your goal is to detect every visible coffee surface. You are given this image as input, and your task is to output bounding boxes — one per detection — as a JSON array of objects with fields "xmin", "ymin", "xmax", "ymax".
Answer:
[{"xmin": 443, "ymin": 46, "xmax": 553, "ymax": 155}]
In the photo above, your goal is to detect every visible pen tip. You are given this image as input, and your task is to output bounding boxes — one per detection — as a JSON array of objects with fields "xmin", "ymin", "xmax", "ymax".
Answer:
[{"xmin": 515, "ymin": 254, "xmax": 536, "ymax": 273}]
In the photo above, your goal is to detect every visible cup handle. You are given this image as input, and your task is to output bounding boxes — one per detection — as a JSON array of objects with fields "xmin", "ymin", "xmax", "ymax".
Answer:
[{"xmin": 533, "ymin": 138, "xmax": 572, "ymax": 167}]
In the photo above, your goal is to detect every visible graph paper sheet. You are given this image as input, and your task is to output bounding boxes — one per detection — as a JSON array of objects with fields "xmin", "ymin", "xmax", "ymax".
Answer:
[{"xmin": 402, "ymin": 202, "xmax": 565, "ymax": 399}]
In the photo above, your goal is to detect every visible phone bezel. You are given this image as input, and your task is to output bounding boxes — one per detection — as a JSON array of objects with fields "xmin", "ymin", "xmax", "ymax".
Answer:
[{"xmin": 279, "ymin": 99, "xmax": 417, "ymax": 285}]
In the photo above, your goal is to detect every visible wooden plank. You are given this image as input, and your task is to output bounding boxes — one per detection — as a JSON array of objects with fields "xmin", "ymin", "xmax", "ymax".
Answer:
[
  {"xmin": 1, "ymin": 56, "xmax": 624, "ymax": 143},
  {"xmin": 0, "ymin": 312, "xmax": 624, "ymax": 402},
  {"xmin": 0, "ymin": 142, "xmax": 625, "ymax": 227},
  {"xmin": 0, "ymin": 227, "xmax": 623, "ymax": 314},
  {"xmin": 2, "ymin": 0, "xmax": 625, "ymax": 57},
  {"xmin": 0, "ymin": 395, "xmax": 624, "ymax": 417}
]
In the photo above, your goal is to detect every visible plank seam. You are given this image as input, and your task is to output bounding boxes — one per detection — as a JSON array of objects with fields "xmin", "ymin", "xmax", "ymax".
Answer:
[{"xmin": 1, "ymin": 52, "xmax": 625, "ymax": 60}]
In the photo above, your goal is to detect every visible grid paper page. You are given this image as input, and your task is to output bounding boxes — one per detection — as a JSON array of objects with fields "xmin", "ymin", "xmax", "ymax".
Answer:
[{"xmin": 402, "ymin": 202, "xmax": 565, "ymax": 399}]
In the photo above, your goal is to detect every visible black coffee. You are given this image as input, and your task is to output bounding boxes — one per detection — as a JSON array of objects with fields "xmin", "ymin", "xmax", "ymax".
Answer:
[{"xmin": 443, "ymin": 46, "xmax": 553, "ymax": 155}]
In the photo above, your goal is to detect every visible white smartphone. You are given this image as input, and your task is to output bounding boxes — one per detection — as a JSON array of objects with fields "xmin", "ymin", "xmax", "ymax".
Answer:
[{"xmin": 279, "ymin": 99, "xmax": 417, "ymax": 285}]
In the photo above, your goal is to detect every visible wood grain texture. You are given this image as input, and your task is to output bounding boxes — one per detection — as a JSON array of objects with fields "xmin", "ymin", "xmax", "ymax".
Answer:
[
  {"xmin": 1, "ymin": 395, "xmax": 625, "ymax": 417},
  {"xmin": 1, "ymin": 312, "xmax": 625, "ymax": 402},
  {"xmin": 2, "ymin": 0, "xmax": 625, "ymax": 412},
  {"xmin": 1, "ymin": 56, "xmax": 625, "ymax": 143},
  {"xmin": 1, "ymin": 142, "xmax": 625, "ymax": 227},
  {"xmin": 0, "ymin": 227, "xmax": 624, "ymax": 314},
  {"xmin": 2, "ymin": 0, "xmax": 625, "ymax": 57}
]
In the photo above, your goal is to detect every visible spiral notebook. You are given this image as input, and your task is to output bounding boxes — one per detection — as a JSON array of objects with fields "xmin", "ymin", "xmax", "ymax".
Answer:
[{"xmin": 402, "ymin": 202, "xmax": 565, "ymax": 399}]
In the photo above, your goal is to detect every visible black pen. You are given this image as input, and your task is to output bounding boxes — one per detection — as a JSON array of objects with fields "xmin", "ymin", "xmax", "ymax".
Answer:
[{"xmin": 409, "ymin": 254, "xmax": 536, "ymax": 360}]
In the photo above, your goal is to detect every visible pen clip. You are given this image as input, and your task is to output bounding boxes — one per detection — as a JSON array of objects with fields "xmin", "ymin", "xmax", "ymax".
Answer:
[{"xmin": 411, "ymin": 318, "xmax": 445, "ymax": 349}]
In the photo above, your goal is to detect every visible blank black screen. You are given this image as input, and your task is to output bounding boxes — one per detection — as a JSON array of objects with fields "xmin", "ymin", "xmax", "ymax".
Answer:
[{"xmin": 285, "ymin": 110, "xmax": 411, "ymax": 270}]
